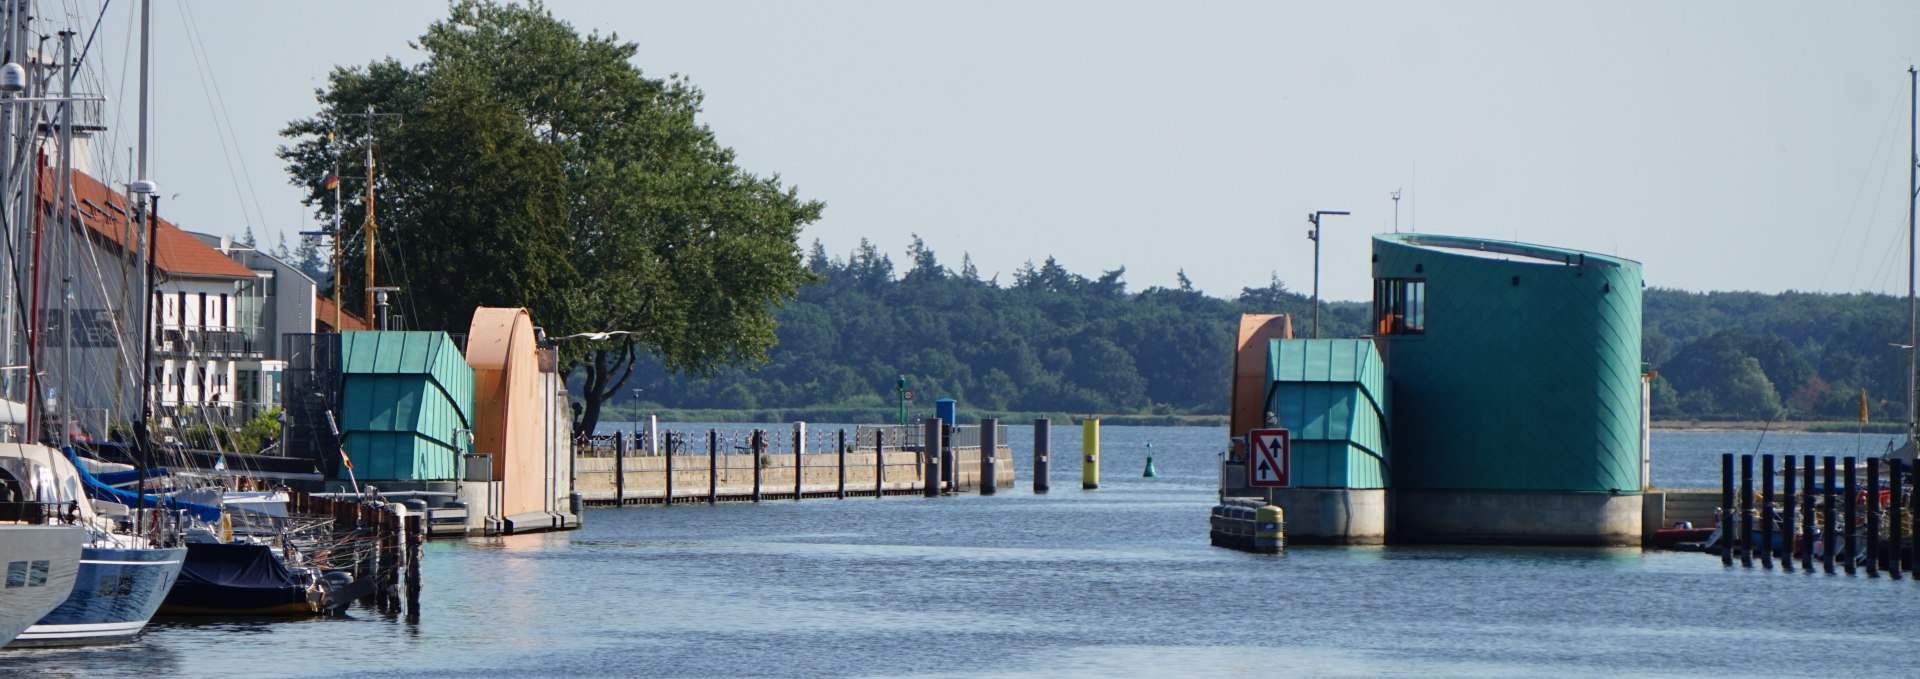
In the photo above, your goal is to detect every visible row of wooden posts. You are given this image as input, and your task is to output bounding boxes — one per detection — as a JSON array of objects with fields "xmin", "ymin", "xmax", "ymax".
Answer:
[
  {"xmin": 600, "ymin": 417, "xmax": 1062, "ymax": 505},
  {"xmin": 288, "ymin": 489, "xmax": 425, "ymax": 618},
  {"xmin": 1718, "ymin": 452, "xmax": 1916, "ymax": 578}
]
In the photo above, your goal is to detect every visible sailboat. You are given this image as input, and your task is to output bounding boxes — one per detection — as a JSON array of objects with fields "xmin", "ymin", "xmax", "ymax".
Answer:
[
  {"xmin": 1894, "ymin": 66, "xmax": 1920, "ymax": 465},
  {"xmin": 5, "ymin": 3, "xmax": 188, "ymax": 645},
  {"xmin": 0, "ymin": 444, "xmax": 84, "ymax": 648}
]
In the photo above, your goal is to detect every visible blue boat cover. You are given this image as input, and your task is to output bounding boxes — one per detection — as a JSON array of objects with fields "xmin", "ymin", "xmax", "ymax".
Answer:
[
  {"xmin": 64, "ymin": 449, "xmax": 221, "ymax": 522},
  {"xmin": 164, "ymin": 542, "xmax": 308, "ymax": 612}
]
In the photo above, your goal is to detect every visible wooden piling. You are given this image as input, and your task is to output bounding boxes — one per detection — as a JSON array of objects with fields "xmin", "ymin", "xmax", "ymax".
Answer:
[
  {"xmin": 1761, "ymin": 454, "xmax": 1774, "ymax": 569},
  {"xmin": 1034, "ymin": 418, "xmax": 1051, "ymax": 494},
  {"xmin": 923, "ymin": 418, "xmax": 942, "ymax": 498},
  {"xmin": 1720, "ymin": 453, "xmax": 1733, "ymax": 567},
  {"xmin": 1782, "ymin": 455, "xmax": 1796, "ymax": 573},
  {"xmin": 752, "ymin": 430, "xmax": 763, "ymax": 503},
  {"xmin": 1866, "ymin": 458, "xmax": 1880, "ymax": 577},
  {"xmin": 614, "ymin": 435, "xmax": 627, "ymax": 505},
  {"xmin": 794, "ymin": 422, "xmax": 805, "ymax": 501},
  {"xmin": 875, "ymin": 430, "xmax": 886, "ymax": 499},
  {"xmin": 1844, "ymin": 456, "xmax": 1858, "ymax": 575},
  {"xmin": 1739, "ymin": 454, "xmax": 1753, "ymax": 568},
  {"xmin": 837, "ymin": 429, "xmax": 847, "ymax": 500},
  {"xmin": 981, "ymin": 417, "xmax": 999, "ymax": 496},
  {"xmin": 1909, "ymin": 460, "xmax": 1918, "ymax": 578},
  {"xmin": 1823, "ymin": 456, "xmax": 1837, "ymax": 574},
  {"xmin": 665, "ymin": 431, "xmax": 674, "ymax": 504},
  {"xmin": 404, "ymin": 513, "xmax": 422, "ymax": 620},
  {"xmin": 1893, "ymin": 461, "xmax": 1907, "ymax": 579},
  {"xmin": 708, "ymin": 429, "xmax": 719, "ymax": 505},
  {"xmin": 1801, "ymin": 454, "xmax": 1815, "ymax": 573}
]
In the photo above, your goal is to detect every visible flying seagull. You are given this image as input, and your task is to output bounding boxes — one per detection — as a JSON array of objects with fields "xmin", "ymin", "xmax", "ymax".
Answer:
[{"xmin": 552, "ymin": 330, "xmax": 638, "ymax": 342}]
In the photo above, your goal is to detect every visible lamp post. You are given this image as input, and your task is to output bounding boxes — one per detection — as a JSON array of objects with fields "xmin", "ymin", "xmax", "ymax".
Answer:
[
  {"xmin": 641, "ymin": 389, "xmax": 656, "ymax": 452},
  {"xmin": 1306, "ymin": 210, "xmax": 1350, "ymax": 339}
]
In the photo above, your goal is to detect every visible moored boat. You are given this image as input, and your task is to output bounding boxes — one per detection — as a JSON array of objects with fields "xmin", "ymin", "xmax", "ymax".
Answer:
[
  {"xmin": 14, "ymin": 543, "xmax": 185, "ymax": 646},
  {"xmin": 159, "ymin": 542, "xmax": 322, "ymax": 616}
]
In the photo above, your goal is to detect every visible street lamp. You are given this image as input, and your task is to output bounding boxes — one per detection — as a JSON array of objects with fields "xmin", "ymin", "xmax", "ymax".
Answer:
[
  {"xmin": 631, "ymin": 388, "xmax": 643, "ymax": 453},
  {"xmin": 1306, "ymin": 210, "xmax": 1349, "ymax": 339}
]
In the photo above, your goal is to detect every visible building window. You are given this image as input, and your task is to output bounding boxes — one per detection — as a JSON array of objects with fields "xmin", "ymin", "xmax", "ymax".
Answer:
[{"xmin": 1373, "ymin": 278, "xmax": 1426, "ymax": 335}]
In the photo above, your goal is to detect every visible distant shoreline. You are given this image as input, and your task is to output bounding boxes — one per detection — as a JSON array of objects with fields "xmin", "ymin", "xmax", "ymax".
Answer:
[{"xmin": 1652, "ymin": 420, "xmax": 1902, "ymax": 434}]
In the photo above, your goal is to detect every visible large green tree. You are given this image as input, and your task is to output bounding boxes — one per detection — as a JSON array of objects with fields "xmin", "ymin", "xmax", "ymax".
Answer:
[{"xmin": 280, "ymin": 0, "xmax": 821, "ymax": 436}]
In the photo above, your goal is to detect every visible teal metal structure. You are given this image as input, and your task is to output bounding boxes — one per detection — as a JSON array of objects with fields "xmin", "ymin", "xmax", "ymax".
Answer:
[
  {"xmin": 1371, "ymin": 234, "xmax": 1642, "ymax": 495},
  {"xmin": 337, "ymin": 331, "xmax": 474, "ymax": 482},
  {"xmin": 1263, "ymin": 339, "xmax": 1389, "ymax": 489}
]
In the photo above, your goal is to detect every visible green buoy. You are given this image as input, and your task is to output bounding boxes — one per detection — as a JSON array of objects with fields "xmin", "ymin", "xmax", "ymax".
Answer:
[{"xmin": 1143, "ymin": 442, "xmax": 1158, "ymax": 478}]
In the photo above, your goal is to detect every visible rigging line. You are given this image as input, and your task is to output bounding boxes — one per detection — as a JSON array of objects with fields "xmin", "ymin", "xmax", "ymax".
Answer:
[
  {"xmin": 166, "ymin": 0, "xmax": 249, "ymax": 235},
  {"xmin": 174, "ymin": 0, "xmax": 269, "ymax": 235},
  {"xmin": 68, "ymin": 0, "xmax": 108, "ymax": 82},
  {"xmin": 1821, "ymin": 85, "xmax": 1905, "ymax": 292},
  {"xmin": 1859, "ymin": 149, "xmax": 1908, "ymax": 293}
]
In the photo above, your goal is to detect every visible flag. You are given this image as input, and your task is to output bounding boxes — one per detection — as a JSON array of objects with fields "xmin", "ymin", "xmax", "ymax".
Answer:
[
  {"xmin": 321, "ymin": 172, "xmax": 339, "ymax": 191},
  {"xmin": 339, "ymin": 446, "xmax": 354, "ymax": 471},
  {"xmin": 1860, "ymin": 389, "xmax": 1869, "ymax": 423}
]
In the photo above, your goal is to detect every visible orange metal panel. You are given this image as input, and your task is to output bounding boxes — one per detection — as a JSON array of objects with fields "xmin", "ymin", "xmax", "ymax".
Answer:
[{"xmin": 1229, "ymin": 314, "xmax": 1292, "ymax": 448}]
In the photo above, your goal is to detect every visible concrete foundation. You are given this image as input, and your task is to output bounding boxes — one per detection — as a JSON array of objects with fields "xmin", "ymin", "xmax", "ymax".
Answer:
[
  {"xmin": 1259, "ymin": 488, "xmax": 1388, "ymax": 545},
  {"xmin": 1394, "ymin": 490, "xmax": 1643, "ymax": 547}
]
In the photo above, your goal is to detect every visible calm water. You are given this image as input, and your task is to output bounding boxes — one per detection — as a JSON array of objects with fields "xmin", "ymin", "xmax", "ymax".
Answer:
[{"xmin": 4, "ymin": 426, "xmax": 1915, "ymax": 678}]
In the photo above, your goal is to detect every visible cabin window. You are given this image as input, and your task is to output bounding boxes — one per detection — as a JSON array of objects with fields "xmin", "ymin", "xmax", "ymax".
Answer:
[{"xmin": 1372, "ymin": 278, "xmax": 1426, "ymax": 335}]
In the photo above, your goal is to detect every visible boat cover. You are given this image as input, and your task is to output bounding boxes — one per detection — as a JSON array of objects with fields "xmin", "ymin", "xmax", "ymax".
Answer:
[
  {"xmin": 164, "ymin": 543, "xmax": 306, "ymax": 612},
  {"xmin": 64, "ymin": 450, "xmax": 220, "ymax": 522}
]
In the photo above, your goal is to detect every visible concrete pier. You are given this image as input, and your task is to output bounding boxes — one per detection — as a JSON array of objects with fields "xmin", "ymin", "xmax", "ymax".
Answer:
[{"xmin": 1395, "ymin": 490, "xmax": 1643, "ymax": 547}]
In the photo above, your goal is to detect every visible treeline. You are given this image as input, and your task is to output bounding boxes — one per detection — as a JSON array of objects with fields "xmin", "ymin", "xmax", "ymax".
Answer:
[
  {"xmin": 623, "ymin": 237, "xmax": 1367, "ymax": 416},
  {"xmin": 1644, "ymin": 290, "xmax": 1908, "ymax": 422},
  {"xmin": 625, "ymin": 238, "xmax": 1913, "ymax": 424}
]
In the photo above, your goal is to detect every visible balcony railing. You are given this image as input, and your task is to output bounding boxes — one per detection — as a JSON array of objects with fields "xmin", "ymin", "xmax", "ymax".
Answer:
[{"xmin": 154, "ymin": 325, "xmax": 264, "ymax": 359}]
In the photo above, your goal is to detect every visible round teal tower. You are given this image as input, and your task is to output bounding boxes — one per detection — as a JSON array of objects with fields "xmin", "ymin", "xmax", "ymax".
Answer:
[{"xmin": 1371, "ymin": 233, "xmax": 1644, "ymax": 545}]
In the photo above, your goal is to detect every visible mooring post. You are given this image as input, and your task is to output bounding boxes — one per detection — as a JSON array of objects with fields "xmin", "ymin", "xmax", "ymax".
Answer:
[
  {"xmin": 1822, "ymin": 456, "xmax": 1837, "ymax": 573},
  {"xmin": 837, "ymin": 429, "xmax": 847, "ymax": 500},
  {"xmin": 1893, "ymin": 461, "xmax": 1907, "ymax": 579},
  {"xmin": 1739, "ymin": 454, "xmax": 1753, "ymax": 568},
  {"xmin": 981, "ymin": 417, "xmax": 999, "ymax": 496},
  {"xmin": 1761, "ymin": 454, "xmax": 1774, "ymax": 569},
  {"xmin": 752, "ymin": 429, "xmax": 764, "ymax": 503},
  {"xmin": 793, "ymin": 422, "xmax": 806, "ymax": 501},
  {"xmin": 1801, "ymin": 455, "xmax": 1815, "ymax": 573},
  {"xmin": 875, "ymin": 429, "xmax": 886, "ymax": 498},
  {"xmin": 1866, "ymin": 458, "xmax": 1881, "ymax": 577},
  {"xmin": 1782, "ymin": 455, "xmax": 1797, "ymax": 573},
  {"xmin": 1720, "ymin": 452, "xmax": 1733, "ymax": 566},
  {"xmin": 708, "ymin": 429, "xmax": 719, "ymax": 505},
  {"xmin": 1033, "ymin": 418, "xmax": 1051, "ymax": 494},
  {"xmin": 1908, "ymin": 460, "xmax": 1919, "ymax": 578},
  {"xmin": 1844, "ymin": 456, "xmax": 1858, "ymax": 575},
  {"xmin": 1083, "ymin": 418, "xmax": 1101, "ymax": 490},
  {"xmin": 923, "ymin": 418, "xmax": 942, "ymax": 498},
  {"xmin": 614, "ymin": 434, "xmax": 627, "ymax": 505},
  {"xmin": 665, "ymin": 430, "xmax": 675, "ymax": 504},
  {"xmin": 404, "ymin": 513, "xmax": 422, "ymax": 621}
]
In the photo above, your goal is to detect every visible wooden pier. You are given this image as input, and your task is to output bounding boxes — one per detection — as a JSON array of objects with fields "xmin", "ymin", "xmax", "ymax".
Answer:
[
  {"xmin": 1707, "ymin": 453, "xmax": 1916, "ymax": 578},
  {"xmin": 574, "ymin": 423, "xmax": 1016, "ymax": 506}
]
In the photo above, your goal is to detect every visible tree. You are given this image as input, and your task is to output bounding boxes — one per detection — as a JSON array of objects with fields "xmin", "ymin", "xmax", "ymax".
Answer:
[{"xmin": 280, "ymin": 1, "xmax": 820, "ymax": 436}]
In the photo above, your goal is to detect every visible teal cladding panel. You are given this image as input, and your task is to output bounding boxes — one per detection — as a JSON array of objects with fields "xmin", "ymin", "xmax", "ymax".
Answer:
[
  {"xmin": 1263, "ymin": 339, "xmax": 1388, "ymax": 489},
  {"xmin": 1372, "ymin": 234, "xmax": 1641, "ymax": 493},
  {"xmin": 337, "ymin": 331, "xmax": 474, "ymax": 481}
]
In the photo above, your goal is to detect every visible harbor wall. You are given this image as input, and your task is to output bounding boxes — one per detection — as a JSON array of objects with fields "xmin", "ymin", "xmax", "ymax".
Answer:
[
  {"xmin": 1394, "ymin": 490, "xmax": 1643, "ymax": 546},
  {"xmin": 575, "ymin": 446, "xmax": 1014, "ymax": 504}
]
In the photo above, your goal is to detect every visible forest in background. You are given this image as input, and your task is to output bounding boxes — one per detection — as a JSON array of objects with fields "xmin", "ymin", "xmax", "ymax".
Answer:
[{"xmin": 593, "ymin": 237, "xmax": 1913, "ymax": 426}]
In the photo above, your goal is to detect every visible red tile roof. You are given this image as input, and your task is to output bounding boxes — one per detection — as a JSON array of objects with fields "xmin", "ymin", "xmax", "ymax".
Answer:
[
  {"xmin": 42, "ymin": 165, "xmax": 257, "ymax": 279},
  {"xmin": 315, "ymin": 295, "xmax": 369, "ymax": 331}
]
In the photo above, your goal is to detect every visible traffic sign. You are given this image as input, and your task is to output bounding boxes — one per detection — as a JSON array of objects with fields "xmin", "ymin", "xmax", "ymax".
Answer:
[
  {"xmin": 1247, "ymin": 428, "xmax": 1289, "ymax": 487},
  {"xmin": 904, "ymin": 390, "xmax": 915, "ymax": 402}
]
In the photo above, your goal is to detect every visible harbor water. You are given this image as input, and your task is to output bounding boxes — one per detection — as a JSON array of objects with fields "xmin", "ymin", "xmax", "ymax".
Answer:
[{"xmin": 4, "ymin": 426, "xmax": 1916, "ymax": 678}]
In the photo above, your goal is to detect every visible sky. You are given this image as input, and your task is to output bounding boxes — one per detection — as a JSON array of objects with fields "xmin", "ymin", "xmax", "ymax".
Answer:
[{"xmin": 54, "ymin": 0, "xmax": 1920, "ymax": 303}]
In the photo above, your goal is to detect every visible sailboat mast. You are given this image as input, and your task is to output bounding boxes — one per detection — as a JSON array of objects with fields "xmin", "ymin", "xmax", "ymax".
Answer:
[
  {"xmin": 362, "ymin": 104, "xmax": 376, "ymax": 322},
  {"xmin": 1909, "ymin": 65, "xmax": 1916, "ymax": 446},
  {"xmin": 54, "ymin": 30, "xmax": 72, "ymax": 450}
]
